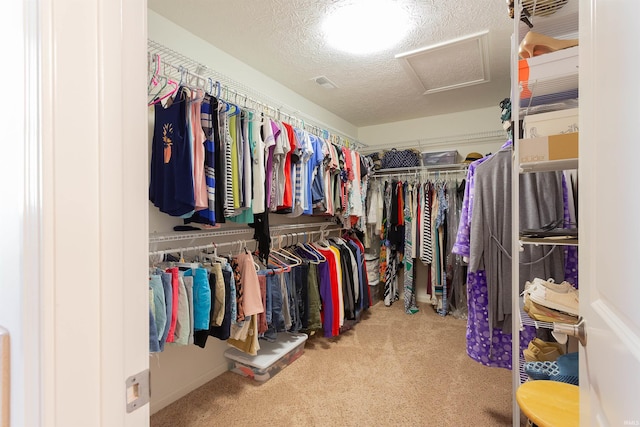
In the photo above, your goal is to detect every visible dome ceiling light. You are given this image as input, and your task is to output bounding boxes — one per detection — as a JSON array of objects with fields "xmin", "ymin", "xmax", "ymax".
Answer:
[{"xmin": 322, "ymin": 0, "xmax": 412, "ymax": 55}]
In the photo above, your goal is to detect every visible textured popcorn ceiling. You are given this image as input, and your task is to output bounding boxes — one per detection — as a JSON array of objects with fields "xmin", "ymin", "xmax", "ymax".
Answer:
[{"xmin": 148, "ymin": 0, "xmax": 514, "ymax": 127}]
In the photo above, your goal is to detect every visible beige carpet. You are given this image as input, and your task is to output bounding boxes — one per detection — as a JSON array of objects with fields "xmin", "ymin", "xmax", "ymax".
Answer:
[{"xmin": 151, "ymin": 300, "xmax": 514, "ymax": 426}]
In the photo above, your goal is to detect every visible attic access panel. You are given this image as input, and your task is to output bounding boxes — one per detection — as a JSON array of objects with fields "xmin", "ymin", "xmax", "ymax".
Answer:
[{"xmin": 396, "ymin": 30, "xmax": 490, "ymax": 95}]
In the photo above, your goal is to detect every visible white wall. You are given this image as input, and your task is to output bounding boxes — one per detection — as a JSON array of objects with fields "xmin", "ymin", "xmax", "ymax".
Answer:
[{"xmin": 358, "ymin": 106, "xmax": 508, "ymax": 161}]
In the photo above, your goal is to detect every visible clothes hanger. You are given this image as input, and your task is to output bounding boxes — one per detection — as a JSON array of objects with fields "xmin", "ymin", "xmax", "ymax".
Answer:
[
  {"xmin": 147, "ymin": 73, "xmax": 167, "ymax": 105},
  {"xmin": 228, "ymin": 102, "xmax": 241, "ymax": 117},
  {"xmin": 206, "ymin": 77, "xmax": 222, "ymax": 98},
  {"xmin": 201, "ymin": 242, "xmax": 227, "ymax": 266},
  {"xmin": 184, "ymin": 70, "xmax": 205, "ymax": 103},
  {"xmin": 295, "ymin": 240, "xmax": 323, "ymax": 264},
  {"xmin": 279, "ymin": 234, "xmax": 304, "ymax": 265},
  {"xmin": 267, "ymin": 249, "xmax": 291, "ymax": 274},
  {"xmin": 301, "ymin": 238, "xmax": 326, "ymax": 261},
  {"xmin": 251, "ymin": 245, "xmax": 267, "ymax": 270},
  {"xmin": 266, "ymin": 236, "xmax": 295, "ymax": 270},
  {"xmin": 270, "ymin": 236, "xmax": 301, "ymax": 267},
  {"xmin": 169, "ymin": 248, "xmax": 200, "ymax": 270},
  {"xmin": 147, "ymin": 55, "xmax": 179, "ymax": 106},
  {"xmin": 218, "ymin": 98, "xmax": 230, "ymax": 113},
  {"xmin": 241, "ymin": 240, "xmax": 262, "ymax": 271},
  {"xmin": 147, "ymin": 54, "xmax": 162, "ymax": 94},
  {"xmin": 150, "ymin": 76, "xmax": 179, "ymax": 107}
]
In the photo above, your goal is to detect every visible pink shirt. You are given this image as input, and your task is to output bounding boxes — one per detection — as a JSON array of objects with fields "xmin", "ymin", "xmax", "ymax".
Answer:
[
  {"xmin": 235, "ymin": 252, "xmax": 264, "ymax": 317},
  {"xmin": 190, "ymin": 90, "xmax": 208, "ymax": 210}
]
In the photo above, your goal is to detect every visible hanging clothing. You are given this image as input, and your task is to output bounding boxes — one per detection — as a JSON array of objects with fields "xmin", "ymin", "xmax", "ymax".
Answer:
[
  {"xmin": 252, "ymin": 115, "xmax": 266, "ymax": 214},
  {"xmin": 403, "ymin": 183, "xmax": 419, "ymax": 314},
  {"xmin": 189, "ymin": 89, "xmax": 208, "ymax": 211},
  {"xmin": 149, "ymin": 88, "xmax": 194, "ymax": 216}
]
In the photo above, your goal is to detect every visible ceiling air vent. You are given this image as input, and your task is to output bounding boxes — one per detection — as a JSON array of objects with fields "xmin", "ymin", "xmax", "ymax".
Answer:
[{"xmin": 313, "ymin": 76, "xmax": 338, "ymax": 89}]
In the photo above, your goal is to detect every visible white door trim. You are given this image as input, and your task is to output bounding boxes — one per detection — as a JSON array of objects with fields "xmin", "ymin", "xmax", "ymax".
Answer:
[{"xmin": 39, "ymin": 0, "xmax": 149, "ymax": 425}]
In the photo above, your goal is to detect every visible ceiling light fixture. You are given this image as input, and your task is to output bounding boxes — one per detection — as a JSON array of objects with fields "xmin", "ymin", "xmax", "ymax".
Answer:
[{"xmin": 322, "ymin": 0, "xmax": 411, "ymax": 55}]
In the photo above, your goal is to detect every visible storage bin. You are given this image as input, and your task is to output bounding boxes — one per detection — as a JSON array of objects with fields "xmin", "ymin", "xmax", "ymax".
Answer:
[
  {"xmin": 523, "ymin": 108, "xmax": 578, "ymax": 138},
  {"xmin": 365, "ymin": 253, "xmax": 379, "ymax": 283},
  {"xmin": 421, "ymin": 150, "xmax": 458, "ymax": 166},
  {"xmin": 225, "ymin": 332, "xmax": 307, "ymax": 382},
  {"xmin": 369, "ymin": 279, "xmax": 382, "ymax": 305}
]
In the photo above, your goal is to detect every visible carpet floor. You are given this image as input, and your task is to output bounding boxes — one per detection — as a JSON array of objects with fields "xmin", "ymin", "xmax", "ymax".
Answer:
[{"xmin": 150, "ymin": 300, "xmax": 514, "ymax": 426}]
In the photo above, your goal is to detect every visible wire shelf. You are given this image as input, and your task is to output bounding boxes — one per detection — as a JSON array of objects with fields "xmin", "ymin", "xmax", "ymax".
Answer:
[
  {"xmin": 149, "ymin": 228, "xmax": 253, "ymax": 243},
  {"xmin": 519, "ymin": 237, "xmax": 578, "ymax": 246},
  {"xmin": 359, "ymin": 130, "xmax": 507, "ymax": 154},
  {"xmin": 519, "ymin": 158, "xmax": 578, "ymax": 173},
  {"xmin": 148, "ymin": 221, "xmax": 338, "ymax": 244}
]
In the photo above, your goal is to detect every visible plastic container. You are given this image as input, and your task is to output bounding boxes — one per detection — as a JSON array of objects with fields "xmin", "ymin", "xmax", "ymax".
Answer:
[
  {"xmin": 421, "ymin": 150, "xmax": 458, "ymax": 166},
  {"xmin": 224, "ymin": 332, "xmax": 307, "ymax": 382}
]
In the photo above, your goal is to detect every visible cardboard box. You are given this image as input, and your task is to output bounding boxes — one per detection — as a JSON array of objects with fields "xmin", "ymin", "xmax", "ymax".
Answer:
[
  {"xmin": 523, "ymin": 108, "xmax": 579, "ymax": 138},
  {"xmin": 519, "ymin": 132, "xmax": 578, "ymax": 163}
]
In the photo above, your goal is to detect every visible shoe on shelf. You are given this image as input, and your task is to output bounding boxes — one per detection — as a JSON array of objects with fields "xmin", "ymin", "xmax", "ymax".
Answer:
[
  {"xmin": 525, "ymin": 278, "xmax": 576, "ymax": 294},
  {"xmin": 524, "ymin": 360, "xmax": 559, "ymax": 380},
  {"xmin": 523, "ymin": 295, "xmax": 579, "ymax": 324},
  {"xmin": 519, "ymin": 31, "xmax": 579, "ymax": 59},
  {"xmin": 524, "ymin": 361, "xmax": 579, "ymax": 385},
  {"xmin": 524, "ymin": 343, "xmax": 561, "ymax": 362},
  {"xmin": 523, "ymin": 338, "xmax": 566, "ymax": 362},
  {"xmin": 524, "ymin": 352, "xmax": 579, "ymax": 385},
  {"xmin": 531, "ymin": 338, "xmax": 566, "ymax": 354},
  {"xmin": 528, "ymin": 283, "xmax": 579, "ymax": 315}
]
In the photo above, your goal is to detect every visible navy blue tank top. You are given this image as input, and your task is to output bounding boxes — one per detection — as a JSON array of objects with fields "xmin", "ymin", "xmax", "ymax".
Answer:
[{"xmin": 149, "ymin": 87, "xmax": 195, "ymax": 216}]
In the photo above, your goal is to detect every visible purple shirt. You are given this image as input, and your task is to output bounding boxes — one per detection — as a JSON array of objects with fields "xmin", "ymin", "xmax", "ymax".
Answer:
[
  {"xmin": 451, "ymin": 157, "xmax": 488, "ymax": 257},
  {"xmin": 316, "ymin": 260, "xmax": 333, "ymax": 337}
]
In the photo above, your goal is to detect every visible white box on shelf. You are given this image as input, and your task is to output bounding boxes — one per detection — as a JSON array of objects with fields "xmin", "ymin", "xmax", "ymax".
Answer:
[{"xmin": 523, "ymin": 108, "xmax": 579, "ymax": 138}]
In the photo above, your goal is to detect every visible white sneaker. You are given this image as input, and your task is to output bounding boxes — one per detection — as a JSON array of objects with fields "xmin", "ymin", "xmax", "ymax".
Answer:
[
  {"xmin": 524, "ymin": 278, "xmax": 577, "ymax": 294},
  {"xmin": 528, "ymin": 284, "xmax": 579, "ymax": 316}
]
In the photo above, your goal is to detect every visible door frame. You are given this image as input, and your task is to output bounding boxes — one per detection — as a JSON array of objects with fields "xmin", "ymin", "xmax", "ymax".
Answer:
[{"xmin": 38, "ymin": 0, "xmax": 149, "ymax": 425}]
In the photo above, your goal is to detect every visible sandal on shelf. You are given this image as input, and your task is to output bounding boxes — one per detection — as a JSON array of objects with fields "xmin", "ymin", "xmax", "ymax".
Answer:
[
  {"xmin": 524, "ymin": 352, "xmax": 579, "ymax": 385},
  {"xmin": 519, "ymin": 31, "xmax": 579, "ymax": 59}
]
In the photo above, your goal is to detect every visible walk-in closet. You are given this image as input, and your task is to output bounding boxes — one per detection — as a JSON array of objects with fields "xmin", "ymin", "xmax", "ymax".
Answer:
[{"xmin": 5, "ymin": 0, "xmax": 640, "ymax": 426}]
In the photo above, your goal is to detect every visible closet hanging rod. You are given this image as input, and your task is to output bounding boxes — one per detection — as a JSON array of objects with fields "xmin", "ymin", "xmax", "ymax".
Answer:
[
  {"xmin": 148, "ymin": 227, "xmax": 341, "ymax": 257},
  {"xmin": 149, "ymin": 240, "xmax": 258, "ymax": 257},
  {"xmin": 271, "ymin": 228, "xmax": 341, "ymax": 247},
  {"xmin": 147, "ymin": 39, "xmax": 367, "ymax": 150}
]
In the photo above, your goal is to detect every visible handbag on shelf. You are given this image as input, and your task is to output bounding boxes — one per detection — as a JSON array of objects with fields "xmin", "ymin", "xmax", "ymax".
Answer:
[
  {"xmin": 366, "ymin": 152, "xmax": 382, "ymax": 170},
  {"xmin": 381, "ymin": 148, "xmax": 421, "ymax": 169}
]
